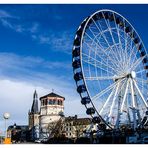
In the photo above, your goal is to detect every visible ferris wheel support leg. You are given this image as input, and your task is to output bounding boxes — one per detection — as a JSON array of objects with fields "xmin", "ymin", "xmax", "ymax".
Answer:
[
  {"xmin": 132, "ymin": 108, "xmax": 137, "ymax": 130},
  {"xmin": 133, "ymin": 79, "xmax": 148, "ymax": 109},
  {"xmin": 130, "ymin": 79, "xmax": 137, "ymax": 130},
  {"xmin": 108, "ymin": 82, "xmax": 120, "ymax": 121},
  {"xmin": 115, "ymin": 95, "xmax": 122, "ymax": 129},
  {"xmin": 99, "ymin": 87, "xmax": 115, "ymax": 115},
  {"xmin": 121, "ymin": 80, "xmax": 129, "ymax": 112}
]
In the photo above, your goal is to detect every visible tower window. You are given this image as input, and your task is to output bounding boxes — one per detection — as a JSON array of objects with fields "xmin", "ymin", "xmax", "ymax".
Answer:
[
  {"xmin": 48, "ymin": 100, "xmax": 52, "ymax": 105},
  {"xmin": 55, "ymin": 100, "xmax": 58, "ymax": 105},
  {"xmin": 53, "ymin": 100, "xmax": 56, "ymax": 105}
]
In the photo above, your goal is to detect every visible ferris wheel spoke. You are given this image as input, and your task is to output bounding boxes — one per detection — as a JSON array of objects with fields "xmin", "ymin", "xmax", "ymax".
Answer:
[
  {"xmin": 130, "ymin": 55, "xmax": 147, "ymax": 71},
  {"xmin": 82, "ymin": 55, "xmax": 115, "ymax": 75},
  {"xmin": 128, "ymin": 37, "xmax": 137, "ymax": 67},
  {"xmin": 112, "ymin": 13, "xmax": 128, "ymax": 69},
  {"xmin": 102, "ymin": 12, "xmax": 123, "ymax": 65},
  {"xmin": 91, "ymin": 18, "xmax": 122, "ymax": 66},
  {"xmin": 133, "ymin": 79, "xmax": 148, "ymax": 108},
  {"xmin": 84, "ymin": 32, "xmax": 121, "ymax": 70},
  {"xmin": 99, "ymin": 87, "xmax": 116, "ymax": 115},
  {"xmin": 124, "ymin": 36, "xmax": 133, "ymax": 70},
  {"xmin": 136, "ymin": 69, "xmax": 147, "ymax": 74},
  {"xmin": 130, "ymin": 43, "xmax": 143, "ymax": 67},
  {"xmin": 135, "ymin": 79, "xmax": 148, "ymax": 94},
  {"xmin": 92, "ymin": 78, "xmax": 124, "ymax": 101},
  {"xmin": 83, "ymin": 41, "xmax": 116, "ymax": 68},
  {"xmin": 86, "ymin": 41, "xmax": 121, "ymax": 71},
  {"xmin": 123, "ymin": 19, "xmax": 130, "ymax": 68},
  {"xmin": 85, "ymin": 76, "xmax": 115, "ymax": 81},
  {"xmin": 136, "ymin": 77, "xmax": 148, "ymax": 84},
  {"xmin": 82, "ymin": 52, "xmax": 120, "ymax": 74}
]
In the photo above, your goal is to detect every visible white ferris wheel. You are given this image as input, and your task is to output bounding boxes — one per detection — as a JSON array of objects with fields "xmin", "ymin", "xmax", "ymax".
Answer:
[{"xmin": 72, "ymin": 9, "xmax": 148, "ymax": 130}]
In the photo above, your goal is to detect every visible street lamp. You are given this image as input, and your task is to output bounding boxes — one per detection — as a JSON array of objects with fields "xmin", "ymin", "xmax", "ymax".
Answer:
[{"xmin": 3, "ymin": 113, "xmax": 10, "ymax": 138}]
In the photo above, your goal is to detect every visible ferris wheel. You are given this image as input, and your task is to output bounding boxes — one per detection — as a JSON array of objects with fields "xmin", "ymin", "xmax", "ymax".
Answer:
[{"xmin": 72, "ymin": 9, "xmax": 148, "ymax": 130}]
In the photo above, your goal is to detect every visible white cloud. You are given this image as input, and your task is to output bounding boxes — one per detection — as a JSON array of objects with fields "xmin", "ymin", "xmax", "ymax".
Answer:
[{"xmin": 0, "ymin": 9, "xmax": 13, "ymax": 18}]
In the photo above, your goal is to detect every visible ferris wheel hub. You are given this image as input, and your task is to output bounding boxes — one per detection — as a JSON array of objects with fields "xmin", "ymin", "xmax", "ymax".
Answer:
[{"xmin": 131, "ymin": 71, "xmax": 136, "ymax": 79}]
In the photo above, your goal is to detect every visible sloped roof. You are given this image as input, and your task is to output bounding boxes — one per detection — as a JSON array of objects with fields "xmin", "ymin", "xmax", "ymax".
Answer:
[
  {"xmin": 40, "ymin": 92, "xmax": 65, "ymax": 100},
  {"xmin": 7, "ymin": 125, "xmax": 29, "ymax": 131},
  {"xmin": 31, "ymin": 98, "xmax": 39, "ymax": 114},
  {"xmin": 65, "ymin": 116, "xmax": 91, "ymax": 125}
]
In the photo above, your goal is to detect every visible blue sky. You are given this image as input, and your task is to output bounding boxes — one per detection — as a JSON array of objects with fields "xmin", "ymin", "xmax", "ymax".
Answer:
[{"xmin": 0, "ymin": 4, "xmax": 148, "ymax": 132}]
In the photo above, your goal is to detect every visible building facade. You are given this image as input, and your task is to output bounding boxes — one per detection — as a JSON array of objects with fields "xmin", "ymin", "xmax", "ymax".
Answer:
[
  {"xmin": 28, "ymin": 90, "xmax": 95, "ymax": 141},
  {"xmin": 62, "ymin": 116, "xmax": 92, "ymax": 139},
  {"xmin": 7, "ymin": 123, "xmax": 29, "ymax": 143},
  {"xmin": 39, "ymin": 92, "xmax": 65, "ymax": 139}
]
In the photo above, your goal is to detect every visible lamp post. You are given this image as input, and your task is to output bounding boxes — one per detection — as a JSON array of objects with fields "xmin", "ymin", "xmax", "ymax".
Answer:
[{"xmin": 3, "ymin": 113, "xmax": 10, "ymax": 138}]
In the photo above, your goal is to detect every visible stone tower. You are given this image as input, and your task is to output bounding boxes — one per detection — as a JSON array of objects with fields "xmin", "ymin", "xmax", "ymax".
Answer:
[
  {"xmin": 39, "ymin": 92, "xmax": 65, "ymax": 138},
  {"xmin": 28, "ymin": 90, "xmax": 40, "ymax": 140}
]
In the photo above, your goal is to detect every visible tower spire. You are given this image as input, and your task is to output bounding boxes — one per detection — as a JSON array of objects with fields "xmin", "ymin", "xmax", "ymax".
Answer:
[
  {"xmin": 33, "ymin": 90, "xmax": 38, "ymax": 99},
  {"xmin": 31, "ymin": 90, "xmax": 39, "ymax": 113}
]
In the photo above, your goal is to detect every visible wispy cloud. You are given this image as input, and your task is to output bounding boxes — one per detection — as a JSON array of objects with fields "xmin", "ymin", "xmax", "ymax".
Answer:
[
  {"xmin": 0, "ymin": 52, "xmax": 71, "ymax": 75},
  {"xmin": 0, "ymin": 9, "xmax": 14, "ymax": 18},
  {"xmin": 0, "ymin": 17, "xmax": 39, "ymax": 33},
  {"xmin": 0, "ymin": 9, "xmax": 73, "ymax": 54},
  {"xmin": 32, "ymin": 31, "xmax": 73, "ymax": 54},
  {"xmin": 49, "ymin": 31, "xmax": 73, "ymax": 54},
  {"xmin": 0, "ymin": 9, "xmax": 39, "ymax": 35}
]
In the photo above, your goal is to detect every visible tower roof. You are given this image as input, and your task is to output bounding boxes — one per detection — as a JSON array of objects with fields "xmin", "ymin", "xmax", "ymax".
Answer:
[
  {"xmin": 33, "ymin": 90, "xmax": 38, "ymax": 99},
  {"xmin": 31, "ymin": 90, "xmax": 39, "ymax": 114},
  {"xmin": 40, "ymin": 92, "xmax": 65, "ymax": 100}
]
